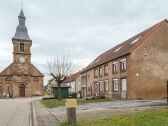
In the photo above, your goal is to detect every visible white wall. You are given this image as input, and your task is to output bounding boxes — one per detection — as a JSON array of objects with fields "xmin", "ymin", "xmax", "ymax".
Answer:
[{"xmin": 66, "ymin": 81, "xmax": 75, "ymax": 93}]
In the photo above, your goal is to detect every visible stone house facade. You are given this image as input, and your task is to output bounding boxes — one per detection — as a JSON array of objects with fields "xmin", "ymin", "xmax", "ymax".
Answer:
[
  {"xmin": 0, "ymin": 10, "xmax": 43, "ymax": 98},
  {"xmin": 81, "ymin": 19, "xmax": 168, "ymax": 100}
]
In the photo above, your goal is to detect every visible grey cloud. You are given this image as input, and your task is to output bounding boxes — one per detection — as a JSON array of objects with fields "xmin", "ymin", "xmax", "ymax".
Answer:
[{"xmin": 0, "ymin": 0, "xmax": 168, "ymax": 85}]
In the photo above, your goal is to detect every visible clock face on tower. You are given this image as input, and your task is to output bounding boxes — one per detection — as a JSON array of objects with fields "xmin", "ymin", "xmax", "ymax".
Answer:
[{"xmin": 19, "ymin": 57, "xmax": 25, "ymax": 63}]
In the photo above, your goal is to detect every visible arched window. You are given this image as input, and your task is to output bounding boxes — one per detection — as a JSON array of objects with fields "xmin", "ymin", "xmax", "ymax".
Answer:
[{"xmin": 5, "ymin": 77, "xmax": 11, "ymax": 81}]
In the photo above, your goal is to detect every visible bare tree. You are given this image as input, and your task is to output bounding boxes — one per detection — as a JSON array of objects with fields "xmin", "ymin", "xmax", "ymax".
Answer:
[{"xmin": 46, "ymin": 53, "xmax": 72, "ymax": 101}]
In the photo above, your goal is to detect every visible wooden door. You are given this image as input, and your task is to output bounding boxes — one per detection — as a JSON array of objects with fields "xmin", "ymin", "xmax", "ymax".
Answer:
[{"xmin": 20, "ymin": 87, "xmax": 25, "ymax": 97}]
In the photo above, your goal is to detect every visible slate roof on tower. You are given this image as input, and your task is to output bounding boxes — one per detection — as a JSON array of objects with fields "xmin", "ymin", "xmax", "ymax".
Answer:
[
  {"xmin": 81, "ymin": 19, "xmax": 167, "ymax": 73},
  {"xmin": 12, "ymin": 9, "xmax": 31, "ymax": 41}
]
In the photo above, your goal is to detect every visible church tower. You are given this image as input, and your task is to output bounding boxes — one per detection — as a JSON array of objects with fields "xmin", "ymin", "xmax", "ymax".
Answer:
[
  {"xmin": 0, "ymin": 10, "xmax": 44, "ymax": 98},
  {"xmin": 12, "ymin": 9, "xmax": 32, "ymax": 74}
]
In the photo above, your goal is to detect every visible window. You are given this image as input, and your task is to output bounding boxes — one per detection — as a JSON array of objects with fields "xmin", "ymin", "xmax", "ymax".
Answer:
[
  {"xmin": 100, "ymin": 81, "xmax": 103, "ymax": 91},
  {"xmin": 121, "ymin": 59, "xmax": 126, "ymax": 72},
  {"xmin": 104, "ymin": 65, "xmax": 108, "ymax": 76},
  {"xmin": 5, "ymin": 77, "xmax": 11, "ymax": 81},
  {"xmin": 88, "ymin": 73, "xmax": 90, "ymax": 78},
  {"xmin": 94, "ymin": 69, "xmax": 98, "ymax": 78},
  {"xmin": 20, "ymin": 43, "xmax": 24, "ymax": 52},
  {"xmin": 113, "ymin": 62, "xmax": 118, "ymax": 74},
  {"xmin": 105, "ymin": 80, "xmax": 109, "ymax": 91},
  {"xmin": 130, "ymin": 36, "xmax": 142, "ymax": 45},
  {"xmin": 34, "ymin": 77, "xmax": 39, "ymax": 81},
  {"xmin": 113, "ymin": 79, "xmax": 118, "ymax": 91},
  {"xmin": 99, "ymin": 68, "xmax": 103, "ymax": 77},
  {"xmin": 114, "ymin": 46, "xmax": 123, "ymax": 52}
]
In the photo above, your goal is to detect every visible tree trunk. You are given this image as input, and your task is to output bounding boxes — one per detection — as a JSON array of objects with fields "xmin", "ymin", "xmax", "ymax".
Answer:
[{"xmin": 58, "ymin": 83, "xmax": 61, "ymax": 101}]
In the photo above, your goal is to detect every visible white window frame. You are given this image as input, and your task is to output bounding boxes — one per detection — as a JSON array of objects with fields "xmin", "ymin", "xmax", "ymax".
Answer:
[
  {"xmin": 99, "ymin": 68, "xmax": 103, "ymax": 76},
  {"xmin": 121, "ymin": 60, "xmax": 126, "ymax": 72},
  {"xmin": 105, "ymin": 80, "xmax": 109, "ymax": 91},
  {"xmin": 99, "ymin": 81, "xmax": 103, "ymax": 91},
  {"xmin": 95, "ymin": 83, "xmax": 99, "ymax": 96},
  {"xmin": 105, "ymin": 65, "xmax": 108, "ymax": 75},
  {"xmin": 113, "ymin": 79, "xmax": 119, "ymax": 91},
  {"xmin": 113, "ymin": 62, "xmax": 118, "ymax": 73}
]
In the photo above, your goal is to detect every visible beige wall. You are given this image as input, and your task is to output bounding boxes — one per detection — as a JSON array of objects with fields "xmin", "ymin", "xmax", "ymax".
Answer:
[{"xmin": 130, "ymin": 22, "xmax": 168, "ymax": 99}]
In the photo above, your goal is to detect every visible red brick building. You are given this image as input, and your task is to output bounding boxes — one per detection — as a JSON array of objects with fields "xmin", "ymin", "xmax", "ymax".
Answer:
[
  {"xmin": 0, "ymin": 10, "xmax": 43, "ymax": 98},
  {"xmin": 81, "ymin": 19, "xmax": 168, "ymax": 100}
]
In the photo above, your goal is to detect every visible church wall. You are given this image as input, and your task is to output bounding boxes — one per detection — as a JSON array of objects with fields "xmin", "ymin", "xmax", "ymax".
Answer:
[
  {"xmin": 13, "ymin": 75, "xmax": 32, "ymax": 97},
  {"xmin": 31, "ymin": 77, "xmax": 43, "ymax": 96}
]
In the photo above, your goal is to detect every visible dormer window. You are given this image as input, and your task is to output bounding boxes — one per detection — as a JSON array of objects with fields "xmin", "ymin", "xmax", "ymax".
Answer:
[
  {"xmin": 20, "ymin": 43, "xmax": 24, "ymax": 52},
  {"xmin": 5, "ymin": 77, "xmax": 11, "ymax": 81},
  {"xmin": 114, "ymin": 46, "xmax": 122, "ymax": 52},
  {"xmin": 130, "ymin": 36, "xmax": 142, "ymax": 45}
]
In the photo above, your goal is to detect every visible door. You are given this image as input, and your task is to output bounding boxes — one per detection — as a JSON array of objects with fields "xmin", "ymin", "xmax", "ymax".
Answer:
[
  {"xmin": 121, "ymin": 79, "xmax": 126, "ymax": 99},
  {"xmin": 20, "ymin": 87, "xmax": 25, "ymax": 97},
  {"xmin": 95, "ymin": 83, "xmax": 98, "ymax": 97},
  {"xmin": 91, "ymin": 86, "xmax": 94, "ymax": 97},
  {"xmin": 54, "ymin": 88, "xmax": 69, "ymax": 98},
  {"xmin": 82, "ymin": 88, "xmax": 86, "ymax": 98}
]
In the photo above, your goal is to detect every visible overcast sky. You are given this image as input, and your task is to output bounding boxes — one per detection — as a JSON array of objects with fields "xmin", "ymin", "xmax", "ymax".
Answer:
[{"xmin": 0, "ymin": 0, "xmax": 168, "ymax": 85}]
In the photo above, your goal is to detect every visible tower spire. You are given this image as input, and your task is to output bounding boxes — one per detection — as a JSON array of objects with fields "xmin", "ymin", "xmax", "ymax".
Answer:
[{"xmin": 12, "ymin": 9, "xmax": 31, "ymax": 41}]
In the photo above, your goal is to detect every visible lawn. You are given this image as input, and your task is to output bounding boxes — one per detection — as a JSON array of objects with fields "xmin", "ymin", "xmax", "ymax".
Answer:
[
  {"xmin": 61, "ymin": 109, "xmax": 168, "ymax": 126},
  {"xmin": 41, "ymin": 98, "xmax": 112, "ymax": 108}
]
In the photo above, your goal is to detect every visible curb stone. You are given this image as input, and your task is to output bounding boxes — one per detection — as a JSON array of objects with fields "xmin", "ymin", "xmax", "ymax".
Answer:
[
  {"xmin": 31, "ymin": 101, "xmax": 38, "ymax": 126},
  {"xmin": 41, "ymin": 100, "xmax": 61, "ymax": 125}
]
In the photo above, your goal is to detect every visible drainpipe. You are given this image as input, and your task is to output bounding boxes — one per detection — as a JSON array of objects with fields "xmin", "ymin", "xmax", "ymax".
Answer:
[{"xmin": 86, "ymin": 73, "xmax": 87, "ymax": 100}]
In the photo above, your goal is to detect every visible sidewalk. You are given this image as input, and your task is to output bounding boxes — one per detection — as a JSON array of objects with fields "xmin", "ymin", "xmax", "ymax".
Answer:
[{"xmin": 32, "ymin": 100, "xmax": 60, "ymax": 126}]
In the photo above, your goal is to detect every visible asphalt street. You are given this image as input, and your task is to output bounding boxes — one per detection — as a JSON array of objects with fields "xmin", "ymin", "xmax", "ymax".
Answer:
[
  {"xmin": 50, "ymin": 99, "xmax": 166, "ymax": 113},
  {"xmin": 0, "ymin": 97, "xmax": 41, "ymax": 126}
]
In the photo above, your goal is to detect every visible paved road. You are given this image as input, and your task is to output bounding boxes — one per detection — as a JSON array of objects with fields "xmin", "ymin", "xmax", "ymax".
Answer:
[
  {"xmin": 0, "ymin": 97, "xmax": 41, "ymax": 126},
  {"xmin": 50, "ymin": 99, "xmax": 166, "ymax": 113}
]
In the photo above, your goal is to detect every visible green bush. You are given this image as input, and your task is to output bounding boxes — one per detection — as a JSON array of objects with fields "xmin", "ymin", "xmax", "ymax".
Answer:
[{"xmin": 69, "ymin": 92, "xmax": 77, "ymax": 98}]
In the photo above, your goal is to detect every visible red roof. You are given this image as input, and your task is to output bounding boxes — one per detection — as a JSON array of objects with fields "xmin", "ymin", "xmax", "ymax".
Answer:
[
  {"xmin": 82, "ymin": 19, "xmax": 167, "ymax": 73},
  {"xmin": 64, "ymin": 70, "xmax": 82, "ymax": 83}
]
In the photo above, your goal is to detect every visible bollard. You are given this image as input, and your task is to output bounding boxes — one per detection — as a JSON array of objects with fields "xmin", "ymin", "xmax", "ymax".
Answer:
[
  {"xmin": 65, "ymin": 99, "xmax": 77, "ymax": 125},
  {"xmin": 167, "ymin": 81, "xmax": 168, "ymax": 105}
]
